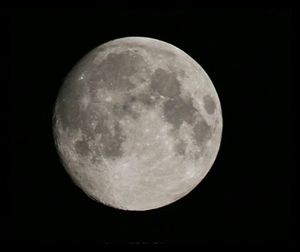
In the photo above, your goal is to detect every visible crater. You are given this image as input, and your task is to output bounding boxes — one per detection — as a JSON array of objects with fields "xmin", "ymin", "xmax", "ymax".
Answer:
[
  {"xmin": 163, "ymin": 96, "xmax": 197, "ymax": 130},
  {"xmin": 174, "ymin": 139, "xmax": 187, "ymax": 156},
  {"xmin": 113, "ymin": 102, "xmax": 134, "ymax": 118},
  {"xmin": 75, "ymin": 139, "xmax": 90, "ymax": 157},
  {"xmin": 203, "ymin": 94, "xmax": 216, "ymax": 114},
  {"xmin": 150, "ymin": 68, "xmax": 181, "ymax": 98},
  {"xmin": 193, "ymin": 118, "xmax": 212, "ymax": 147}
]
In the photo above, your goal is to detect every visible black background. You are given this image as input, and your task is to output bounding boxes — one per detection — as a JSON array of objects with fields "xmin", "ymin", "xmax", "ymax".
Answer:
[{"xmin": 10, "ymin": 8, "xmax": 292, "ymax": 248}]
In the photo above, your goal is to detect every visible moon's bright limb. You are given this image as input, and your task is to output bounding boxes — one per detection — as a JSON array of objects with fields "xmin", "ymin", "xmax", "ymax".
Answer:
[{"xmin": 53, "ymin": 37, "xmax": 223, "ymax": 211}]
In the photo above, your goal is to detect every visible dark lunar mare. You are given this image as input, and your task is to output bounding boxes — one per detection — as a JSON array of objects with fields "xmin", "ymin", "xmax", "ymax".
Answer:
[
  {"xmin": 52, "ymin": 37, "xmax": 222, "ymax": 211},
  {"xmin": 55, "ymin": 45, "xmax": 212, "ymax": 165},
  {"xmin": 55, "ymin": 49, "xmax": 162, "ymax": 162},
  {"xmin": 147, "ymin": 67, "xmax": 212, "ymax": 158}
]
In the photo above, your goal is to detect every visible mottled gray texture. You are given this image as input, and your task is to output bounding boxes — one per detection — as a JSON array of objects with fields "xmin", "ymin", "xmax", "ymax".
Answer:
[
  {"xmin": 150, "ymin": 68, "xmax": 181, "ymax": 98},
  {"xmin": 88, "ymin": 51, "xmax": 144, "ymax": 91},
  {"xmin": 193, "ymin": 119, "xmax": 212, "ymax": 147},
  {"xmin": 53, "ymin": 37, "xmax": 222, "ymax": 211},
  {"xmin": 95, "ymin": 120, "xmax": 126, "ymax": 159},
  {"xmin": 174, "ymin": 139, "xmax": 188, "ymax": 156},
  {"xmin": 163, "ymin": 96, "xmax": 197, "ymax": 130},
  {"xmin": 203, "ymin": 94, "xmax": 216, "ymax": 114}
]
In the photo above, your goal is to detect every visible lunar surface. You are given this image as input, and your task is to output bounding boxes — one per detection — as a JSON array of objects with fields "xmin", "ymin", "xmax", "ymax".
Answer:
[{"xmin": 53, "ymin": 37, "xmax": 222, "ymax": 211}]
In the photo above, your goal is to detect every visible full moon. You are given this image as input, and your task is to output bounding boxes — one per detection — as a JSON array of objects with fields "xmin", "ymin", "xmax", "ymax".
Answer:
[{"xmin": 53, "ymin": 37, "xmax": 222, "ymax": 211}]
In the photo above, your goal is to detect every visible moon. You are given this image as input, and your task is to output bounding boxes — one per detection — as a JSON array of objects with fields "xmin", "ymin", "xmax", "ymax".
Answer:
[{"xmin": 53, "ymin": 37, "xmax": 223, "ymax": 211}]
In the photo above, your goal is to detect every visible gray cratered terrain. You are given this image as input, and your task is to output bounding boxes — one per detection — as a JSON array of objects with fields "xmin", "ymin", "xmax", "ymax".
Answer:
[{"xmin": 53, "ymin": 37, "xmax": 223, "ymax": 211}]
